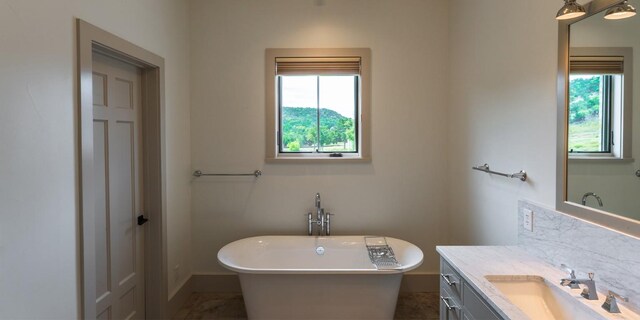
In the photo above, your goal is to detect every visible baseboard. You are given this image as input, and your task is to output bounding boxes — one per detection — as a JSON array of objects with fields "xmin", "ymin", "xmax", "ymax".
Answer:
[
  {"xmin": 191, "ymin": 273, "xmax": 243, "ymax": 292},
  {"xmin": 400, "ymin": 273, "xmax": 439, "ymax": 292},
  {"xmin": 167, "ymin": 277, "xmax": 194, "ymax": 318},
  {"xmin": 182, "ymin": 273, "xmax": 438, "ymax": 294}
]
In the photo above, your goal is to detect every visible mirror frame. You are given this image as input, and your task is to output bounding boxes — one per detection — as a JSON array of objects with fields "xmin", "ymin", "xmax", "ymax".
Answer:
[{"xmin": 556, "ymin": 0, "xmax": 640, "ymax": 237}]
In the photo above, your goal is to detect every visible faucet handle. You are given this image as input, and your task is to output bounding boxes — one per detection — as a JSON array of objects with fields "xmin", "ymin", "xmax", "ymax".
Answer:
[
  {"xmin": 602, "ymin": 290, "xmax": 629, "ymax": 313},
  {"xmin": 307, "ymin": 212, "xmax": 314, "ymax": 236},
  {"xmin": 561, "ymin": 264, "xmax": 580, "ymax": 289},
  {"xmin": 561, "ymin": 264, "xmax": 576, "ymax": 278},
  {"xmin": 608, "ymin": 290, "xmax": 629, "ymax": 302}
]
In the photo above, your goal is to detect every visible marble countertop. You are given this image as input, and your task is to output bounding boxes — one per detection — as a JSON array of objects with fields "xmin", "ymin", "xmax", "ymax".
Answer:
[{"xmin": 436, "ymin": 246, "xmax": 636, "ymax": 320}]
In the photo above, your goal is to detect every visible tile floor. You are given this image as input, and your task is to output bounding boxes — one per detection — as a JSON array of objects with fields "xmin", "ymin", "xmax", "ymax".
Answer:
[{"xmin": 173, "ymin": 292, "xmax": 439, "ymax": 320}]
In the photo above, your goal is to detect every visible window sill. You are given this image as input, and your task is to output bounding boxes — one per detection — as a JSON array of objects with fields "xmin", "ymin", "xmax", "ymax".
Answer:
[
  {"xmin": 568, "ymin": 156, "xmax": 634, "ymax": 163},
  {"xmin": 266, "ymin": 156, "xmax": 371, "ymax": 164}
]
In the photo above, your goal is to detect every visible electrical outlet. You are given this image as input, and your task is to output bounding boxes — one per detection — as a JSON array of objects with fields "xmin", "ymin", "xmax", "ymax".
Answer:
[{"xmin": 523, "ymin": 209, "xmax": 533, "ymax": 232}]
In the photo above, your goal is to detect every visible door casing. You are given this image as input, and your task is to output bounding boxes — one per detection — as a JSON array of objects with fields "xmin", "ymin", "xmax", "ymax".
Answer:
[{"xmin": 77, "ymin": 19, "xmax": 167, "ymax": 319}]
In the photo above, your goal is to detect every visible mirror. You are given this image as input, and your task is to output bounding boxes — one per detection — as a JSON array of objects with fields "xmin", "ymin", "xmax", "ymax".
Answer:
[{"xmin": 557, "ymin": 0, "xmax": 640, "ymax": 236}]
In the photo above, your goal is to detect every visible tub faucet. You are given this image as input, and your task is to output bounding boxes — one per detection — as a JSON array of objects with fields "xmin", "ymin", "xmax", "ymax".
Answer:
[
  {"xmin": 316, "ymin": 193, "xmax": 321, "ymax": 209},
  {"xmin": 581, "ymin": 192, "xmax": 603, "ymax": 207},
  {"xmin": 316, "ymin": 193, "xmax": 325, "ymax": 235},
  {"xmin": 308, "ymin": 193, "xmax": 332, "ymax": 236},
  {"xmin": 561, "ymin": 272, "xmax": 599, "ymax": 300}
]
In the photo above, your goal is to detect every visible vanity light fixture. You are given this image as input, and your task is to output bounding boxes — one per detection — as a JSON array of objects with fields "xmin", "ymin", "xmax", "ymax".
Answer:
[
  {"xmin": 556, "ymin": 0, "xmax": 586, "ymax": 20},
  {"xmin": 604, "ymin": 0, "xmax": 636, "ymax": 19}
]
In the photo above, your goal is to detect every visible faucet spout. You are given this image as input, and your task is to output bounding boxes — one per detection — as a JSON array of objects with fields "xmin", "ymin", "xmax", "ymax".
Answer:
[
  {"xmin": 560, "ymin": 272, "xmax": 599, "ymax": 300},
  {"xmin": 581, "ymin": 192, "xmax": 603, "ymax": 207},
  {"xmin": 315, "ymin": 193, "xmax": 321, "ymax": 209}
]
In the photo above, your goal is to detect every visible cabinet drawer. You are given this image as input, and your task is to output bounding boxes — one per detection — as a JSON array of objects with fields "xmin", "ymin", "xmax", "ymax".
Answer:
[
  {"xmin": 462, "ymin": 282, "xmax": 500, "ymax": 320},
  {"xmin": 440, "ymin": 283, "xmax": 462, "ymax": 320},
  {"xmin": 441, "ymin": 259, "xmax": 463, "ymax": 300}
]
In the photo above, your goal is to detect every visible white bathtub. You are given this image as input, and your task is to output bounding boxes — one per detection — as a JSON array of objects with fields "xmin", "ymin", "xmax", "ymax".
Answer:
[{"xmin": 217, "ymin": 235, "xmax": 424, "ymax": 320}]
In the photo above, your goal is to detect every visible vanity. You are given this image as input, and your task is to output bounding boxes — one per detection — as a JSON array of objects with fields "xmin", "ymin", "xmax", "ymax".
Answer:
[
  {"xmin": 437, "ymin": 0, "xmax": 640, "ymax": 318},
  {"xmin": 438, "ymin": 244, "xmax": 639, "ymax": 320},
  {"xmin": 438, "ymin": 249, "xmax": 502, "ymax": 320},
  {"xmin": 437, "ymin": 200, "xmax": 640, "ymax": 320}
]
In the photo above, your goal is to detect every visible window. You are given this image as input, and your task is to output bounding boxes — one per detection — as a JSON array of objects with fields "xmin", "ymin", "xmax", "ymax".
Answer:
[
  {"xmin": 265, "ymin": 48, "xmax": 371, "ymax": 161},
  {"xmin": 568, "ymin": 73, "xmax": 617, "ymax": 154},
  {"xmin": 568, "ymin": 48, "xmax": 633, "ymax": 159}
]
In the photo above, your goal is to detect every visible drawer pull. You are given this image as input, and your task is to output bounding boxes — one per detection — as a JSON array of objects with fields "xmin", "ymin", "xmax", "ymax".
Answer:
[
  {"xmin": 441, "ymin": 273, "xmax": 457, "ymax": 286},
  {"xmin": 440, "ymin": 296, "xmax": 458, "ymax": 310}
]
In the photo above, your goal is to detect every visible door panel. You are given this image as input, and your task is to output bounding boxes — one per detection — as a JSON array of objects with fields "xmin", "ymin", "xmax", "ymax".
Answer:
[
  {"xmin": 97, "ymin": 307, "xmax": 111, "ymax": 320},
  {"xmin": 111, "ymin": 120, "xmax": 135, "ymax": 284},
  {"xmin": 120, "ymin": 287, "xmax": 136, "ymax": 320},
  {"xmin": 93, "ymin": 72, "xmax": 108, "ymax": 107},
  {"xmin": 92, "ymin": 52, "xmax": 144, "ymax": 320},
  {"xmin": 112, "ymin": 78, "xmax": 134, "ymax": 109},
  {"xmin": 93, "ymin": 120, "xmax": 111, "ymax": 302}
]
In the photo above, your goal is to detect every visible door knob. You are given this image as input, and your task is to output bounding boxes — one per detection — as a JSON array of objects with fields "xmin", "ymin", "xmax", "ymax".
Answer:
[{"xmin": 137, "ymin": 214, "xmax": 149, "ymax": 226}]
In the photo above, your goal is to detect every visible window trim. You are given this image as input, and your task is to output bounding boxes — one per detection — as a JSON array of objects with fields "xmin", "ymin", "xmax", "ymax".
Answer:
[
  {"xmin": 568, "ymin": 47, "xmax": 633, "ymax": 161},
  {"xmin": 265, "ymin": 48, "xmax": 371, "ymax": 162}
]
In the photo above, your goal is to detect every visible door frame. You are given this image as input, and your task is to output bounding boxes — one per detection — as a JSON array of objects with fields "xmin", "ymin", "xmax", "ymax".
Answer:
[{"xmin": 76, "ymin": 19, "xmax": 167, "ymax": 319}]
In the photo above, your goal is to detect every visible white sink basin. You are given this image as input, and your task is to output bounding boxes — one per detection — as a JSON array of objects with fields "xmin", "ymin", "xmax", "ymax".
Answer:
[{"xmin": 486, "ymin": 275, "xmax": 602, "ymax": 320}]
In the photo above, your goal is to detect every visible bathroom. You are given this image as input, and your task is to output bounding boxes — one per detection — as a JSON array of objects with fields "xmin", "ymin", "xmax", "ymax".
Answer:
[{"xmin": 0, "ymin": 0, "xmax": 639, "ymax": 319}]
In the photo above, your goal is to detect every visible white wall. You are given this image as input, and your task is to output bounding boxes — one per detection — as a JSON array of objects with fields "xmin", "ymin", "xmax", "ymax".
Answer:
[
  {"xmin": 189, "ymin": 0, "xmax": 450, "ymax": 276},
  {"xmin": 3, "ymin": 0, "xmax": 620, "ymax": 315},
  {"xmin": 447, "ymin": 0, "xmax": 560, "ymax": 244},
  {"xmin": 0, "ymin": 0, "xmax": 191, "ymax": 317},
  {"xmin": 567, "ymin": 6, "xmax": 640, "ymax": 220}
]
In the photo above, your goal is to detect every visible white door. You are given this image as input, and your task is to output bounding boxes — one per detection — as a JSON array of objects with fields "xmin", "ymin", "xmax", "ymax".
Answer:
[{"xmin": 92, "ymin": 52, "xmax": 145, "ymax": 320}]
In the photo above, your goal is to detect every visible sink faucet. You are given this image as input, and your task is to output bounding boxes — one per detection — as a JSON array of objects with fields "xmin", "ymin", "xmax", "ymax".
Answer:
[
  {"xmin": 561, "ymin": 272, "xmax": 599, "ymax": 300},
  {"xmin": 581, "ymin": 192, "xmax": 603, "ymax": 207},
  {"xmin": 308, "ymin": 193, "xmax": 332, "ymax": 236}
]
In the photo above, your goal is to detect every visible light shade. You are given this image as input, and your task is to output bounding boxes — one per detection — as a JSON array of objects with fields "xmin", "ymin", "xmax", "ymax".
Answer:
[
  {"xmin": 604, "ymin": 1, "xmax": 637, "ymax": 19},
  {"xmin": 556, "ymin": 0, "xmax": 586, "ymax": 20}
]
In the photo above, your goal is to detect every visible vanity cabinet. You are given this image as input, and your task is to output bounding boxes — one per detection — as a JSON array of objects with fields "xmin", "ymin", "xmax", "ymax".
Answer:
[{"xmin": 440, "ymin": 258, "xmax": 502, "ymax": 320}]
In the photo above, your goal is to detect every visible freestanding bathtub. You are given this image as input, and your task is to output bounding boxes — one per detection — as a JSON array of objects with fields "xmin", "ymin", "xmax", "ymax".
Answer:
[{"xmin": 217, "ymin": 235, "xmax": 423, "ymax": 320}]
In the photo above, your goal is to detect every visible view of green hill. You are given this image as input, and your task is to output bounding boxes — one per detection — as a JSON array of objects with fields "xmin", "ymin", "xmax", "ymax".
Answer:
[
  {"xmin": 569, "ymin": 76, "xmax": 600, "ymax": 124},
  {"xmin": 568, "ymin": 76, "xmax": 602, "ymax": 152},
  {"xmin": 281, "ymin": 107, "xmax": 355, "ymax": 152}
]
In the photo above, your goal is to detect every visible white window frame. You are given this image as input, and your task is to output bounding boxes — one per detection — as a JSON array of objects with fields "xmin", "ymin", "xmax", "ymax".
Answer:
[
  {"xmin": 265, "ymin": 48, "xmax": 371, "ymax": 162},
  {"xmin": 568, "ymin": 47, "xmax": 633, "ymax": 161}
]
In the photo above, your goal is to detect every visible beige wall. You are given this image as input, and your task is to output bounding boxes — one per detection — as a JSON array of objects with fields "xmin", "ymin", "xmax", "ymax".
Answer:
[
  {"xmin": 0, "ymin": 0, "xmax": 191, "ymax": 317},
  {"xmin": 447, "ymin": 0, "xmax": 560, "ymax": 244},
  {"xmin": 189, "ymin": 0, "xmax": 451, "ymax": 276}
]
